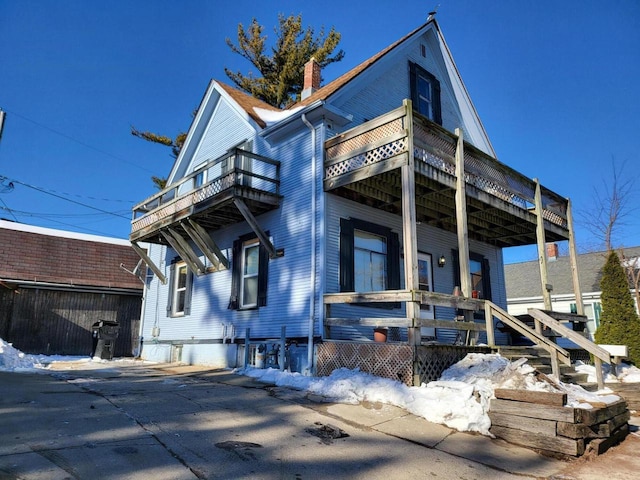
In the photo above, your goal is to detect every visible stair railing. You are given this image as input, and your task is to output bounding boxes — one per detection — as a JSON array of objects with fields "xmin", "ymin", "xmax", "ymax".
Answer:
[
  {"xmin": 527, "ymin": 308, "xmax": 612, "ymax": 389},
  {"xmin": 484, "ymin": 301, "xmax": 571, "ymax": 381}
]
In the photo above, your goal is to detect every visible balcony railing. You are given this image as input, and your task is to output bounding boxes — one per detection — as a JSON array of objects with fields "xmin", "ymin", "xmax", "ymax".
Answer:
[
  {"xmin": 130, "ymin": 148, "xmax": 280, "ymax": 241},
  {"xmin": 324, "ymin": 104, "xmax": 569, "ymax": 245}
]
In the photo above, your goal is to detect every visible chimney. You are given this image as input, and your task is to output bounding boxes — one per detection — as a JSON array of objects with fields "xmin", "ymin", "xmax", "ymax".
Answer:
[
  {"xmin": 302, "ymin": 57, "xmax": 321, "ymax": 100},
  {"xmin": 546, "ymin": 243, "xmax": 559, "ymax": 261}
]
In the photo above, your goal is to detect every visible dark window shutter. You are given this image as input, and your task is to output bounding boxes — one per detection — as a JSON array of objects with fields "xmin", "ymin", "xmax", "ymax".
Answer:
[
  {"xmin": 432, "ymin": 78, "xmax": 442, "ymax": 125},
  {"xmin": 228, "ymin": 238, "xmax": 242, "ymax": 310},
  {"xmin": 481, "ymin": 258, "xmax": 492, "ymax": 301},
  {"xmin": 167, "ymin": 263, "xmax": 176, "ymax": 315},
  {"xmin": 184, "ymin": 269, "xmax": 194, "ymax": 315},
  {"xmin": 339, "ymin": 218, "xmax": 354, "ymax": 292},
  {"xmin": 409, "ymin": 62, "xmax": 419, "ymax": 108},
  {"xmin": 451, "ymin": 249, "xmax": 461, "ymax": 289},
  {"xmin": 257, "ymin": 242, "xmax": 269, "ymax": 307},
  {"xmin": 388, "ymin": 231, "xmax": 400, "ymax": 290}
]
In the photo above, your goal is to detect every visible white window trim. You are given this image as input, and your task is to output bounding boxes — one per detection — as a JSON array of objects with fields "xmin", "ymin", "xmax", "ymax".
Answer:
[
  {"xmin": 171, "ymin": 262, "xmax": 188, "ymax": 316},
  {"xmin": 240, "ymin": 239, "xmax": 260, "ymax": 309}
]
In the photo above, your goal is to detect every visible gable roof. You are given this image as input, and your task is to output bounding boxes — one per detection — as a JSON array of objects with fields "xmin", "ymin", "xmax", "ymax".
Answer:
[
  {"xmin": 505, "ymin": 246, "xmax": 640, "ymax": 298},
  {"xmin": 216, "ymin": 81, "xmax": 281, "ymax": 128}
]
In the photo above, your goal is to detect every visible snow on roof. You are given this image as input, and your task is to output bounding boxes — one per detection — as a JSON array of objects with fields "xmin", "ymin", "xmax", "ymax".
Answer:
[
  {"xmin": 253, "ymin": 106, "xmax": 304, "ymax": 127},
  {"xmin": 0, "ymin": 219, "xmax": 131, "ymax": 246}
]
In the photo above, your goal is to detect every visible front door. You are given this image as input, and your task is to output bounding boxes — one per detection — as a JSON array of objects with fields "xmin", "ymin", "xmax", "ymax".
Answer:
[{"xmin": 418, "ymin": 252, "xmax": 435, "ymax": 339}]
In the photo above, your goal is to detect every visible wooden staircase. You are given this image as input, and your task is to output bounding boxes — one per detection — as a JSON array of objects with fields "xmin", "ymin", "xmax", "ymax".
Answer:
[{"xmin": 496, "ymin": 345, "xmax": 590, "ymax": 384}]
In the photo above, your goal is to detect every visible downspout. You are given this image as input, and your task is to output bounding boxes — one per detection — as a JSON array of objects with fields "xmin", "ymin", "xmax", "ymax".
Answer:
[{"xmin": 301, "ymin": 113, "xmax": 316, "ymax": 375}]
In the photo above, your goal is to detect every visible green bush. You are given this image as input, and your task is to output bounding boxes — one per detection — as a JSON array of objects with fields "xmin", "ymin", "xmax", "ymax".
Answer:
[{"xmin": 594, "ymin": 251, "xmax": 640, "ymax": 364}]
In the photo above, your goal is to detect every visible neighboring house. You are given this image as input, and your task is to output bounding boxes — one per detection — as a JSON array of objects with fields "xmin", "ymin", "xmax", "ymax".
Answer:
[
  {"xmin": 0, "ymin": 219, "xmax": 143, "ymax": 356},
  {"xmin": 505, "ymin": 244, "xmax": 640, "ymax": 340},
  {"xmin": 130, "ymin": 17, "xmax": 577, "ymax": 380}
]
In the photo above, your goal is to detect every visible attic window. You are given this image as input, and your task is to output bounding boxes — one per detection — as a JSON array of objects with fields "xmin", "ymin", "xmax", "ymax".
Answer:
[
  {"xmin": 420, "ymin": 44, "xmax": 427, "ymax": 57},
  {"xmin": 409, "ymin": 62, "xmax": 442, "ymax": 125}
]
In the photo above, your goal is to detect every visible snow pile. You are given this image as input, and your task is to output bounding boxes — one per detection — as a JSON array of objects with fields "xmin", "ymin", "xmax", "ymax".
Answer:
[
  {"xmin": 238, "ymin": 352, "xmax": 628, "ymax": 436},
  {"xmin": 254, "ymin": 106, "xmax": 303, "ymax": 127},
  {"xmin": 0, "ymin": 338, "xmax": 44, "ymax": 371},
  {"xmin": 575, "ymin": 360, "xmax": 640, "ymax": 384}
]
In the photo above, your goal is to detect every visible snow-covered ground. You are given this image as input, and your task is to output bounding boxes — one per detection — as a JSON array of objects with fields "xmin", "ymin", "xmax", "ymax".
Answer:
[{"xmin": 2, "ymin": 336, "xmax": 638, "ymax": 436}]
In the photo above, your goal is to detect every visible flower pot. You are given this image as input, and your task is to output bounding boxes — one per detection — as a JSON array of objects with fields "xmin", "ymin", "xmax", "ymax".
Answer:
[{"xmin": 373, "ymin": 328, "xmax": 388, "ymax": 343}]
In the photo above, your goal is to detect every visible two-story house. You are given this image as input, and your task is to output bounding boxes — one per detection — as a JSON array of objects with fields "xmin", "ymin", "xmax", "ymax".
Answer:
[{"xmin": 130, "ymin": 17, "xmax": 583, "ymax": 384}]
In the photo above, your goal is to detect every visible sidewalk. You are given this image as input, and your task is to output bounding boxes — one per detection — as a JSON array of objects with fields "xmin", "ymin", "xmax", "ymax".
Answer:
[{"xmin": 1, "ymin": 362, "xmax": 638, "ymax": 479}]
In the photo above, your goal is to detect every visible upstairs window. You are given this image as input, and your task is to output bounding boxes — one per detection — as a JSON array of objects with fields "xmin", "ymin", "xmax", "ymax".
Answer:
[
  {"xmin": 167, "ymin": 261, "xmax": 193, "ymax": 317},
  {"xmin": 410, "ymin": 62, "xmax": 442, "ymax": 125}
]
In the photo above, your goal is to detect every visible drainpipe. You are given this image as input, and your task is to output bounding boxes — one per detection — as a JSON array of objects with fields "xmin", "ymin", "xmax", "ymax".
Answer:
[{"xmin": 301, "ymin": 113, "xmax": 316, "ymax": 375}]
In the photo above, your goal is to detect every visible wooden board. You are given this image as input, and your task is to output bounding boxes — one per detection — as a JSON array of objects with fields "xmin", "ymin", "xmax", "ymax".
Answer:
[
  {"xmin": 494, "ymin": 388, "xmax": 567, "ymax": 406},
  {"xmin": 490, "ymin": 425, "xmax": 585, "ymax": 457},
  {"xmin": 490, "ymin": 398, "xmax": 576, "ymax": 423},
  {"xmin": 557, "ymin": 410, "xmax": 630, "ymax": 439},
  {"xmin": 576, "ymin": 400, "xmax": 628, "ymax": 426},
  {"xmin": 585, "ymin": 424, "xmax": 629, "ymax": 455},
  {"xmin": 489, "ymin": 412, "xmax": 556, "ymax": 436}
]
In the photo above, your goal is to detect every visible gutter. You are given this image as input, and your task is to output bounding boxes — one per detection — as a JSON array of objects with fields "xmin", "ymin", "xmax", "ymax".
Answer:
[{"xmin": 301, "ymin": 113, "xmax": 317, "ymax": 376}]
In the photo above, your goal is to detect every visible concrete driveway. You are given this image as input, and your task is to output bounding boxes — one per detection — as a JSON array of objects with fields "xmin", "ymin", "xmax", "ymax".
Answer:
[{"xmin": 1, "ymin": 362, "xmax": 638, "ymax": 479}]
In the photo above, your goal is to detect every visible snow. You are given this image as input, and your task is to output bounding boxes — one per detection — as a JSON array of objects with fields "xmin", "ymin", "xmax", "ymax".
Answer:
[
  {"xmin": 254, "ymin": 106, "xmax": 303, "ymax": 127},
  {"xmin": 2, "ymin": 337, "xmax": 637, "ymax": 437},
  {"xmin": 575, "ymin": 360, "xmax": 640, "ymax": 383}
]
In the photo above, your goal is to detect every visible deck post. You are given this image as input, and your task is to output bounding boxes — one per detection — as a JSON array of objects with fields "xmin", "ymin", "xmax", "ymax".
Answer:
[
  {"xmin": 484, "ymin": 301, "xmax": 495, "ymax": 346},
  {"xmin": 566, "ymin": 199, "xmax": 585, "ymax": 315},
  {"xmin": 402, "ymin": 100, "xmax": 421, "ymax": 385},
  {"xmin": 454, "ymin": 128, "xmax": 474, "ymax": 335},
  {"xmin": 534, "ymin": 179, "xmax": 553, "ymax": 310}
]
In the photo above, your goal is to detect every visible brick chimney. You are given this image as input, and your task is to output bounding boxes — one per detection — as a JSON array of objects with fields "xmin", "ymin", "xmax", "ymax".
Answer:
[
  {"xmin": 302, "ymin": 57, "xmax": 321, "ymax": 100},
  {"xmin": 546, "ymin": 242, "xmax": 559, "ymax": 261}
]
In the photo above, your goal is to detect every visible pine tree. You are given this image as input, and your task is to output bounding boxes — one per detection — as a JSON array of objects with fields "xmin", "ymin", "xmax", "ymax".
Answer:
[
  {"xmin": 225, "ymin": 14, "xmax": 344, "ymax": 108},
  {"xmin": 594, "ymin": 250, "xmax": 640, "ymax": 364}
]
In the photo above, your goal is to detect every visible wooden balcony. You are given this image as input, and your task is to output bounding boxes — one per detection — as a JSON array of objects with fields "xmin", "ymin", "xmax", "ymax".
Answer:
[
  {"xmin": 130, "ymin": 148, "xmax": 281, "ymax": 245},
  {"xmin": 129, "ymin": 148, "xmax": 281, "ymax": 280},
  {"xmin": 324, "ymin": 103, "xmax": 570, "ymax": 247}
]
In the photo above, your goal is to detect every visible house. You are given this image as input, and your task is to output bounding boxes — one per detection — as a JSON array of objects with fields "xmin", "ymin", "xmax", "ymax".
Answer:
[
  {"xmin": 130, "ymin": 16, "xmax": 587, "ymax": 384},
  {"xmin": 0, "ymin": 219, "xmax": 143, "ymax": 356},
  {"xmin": 505, "ymin": 244, "xmax": 640, "ymax": 340}
]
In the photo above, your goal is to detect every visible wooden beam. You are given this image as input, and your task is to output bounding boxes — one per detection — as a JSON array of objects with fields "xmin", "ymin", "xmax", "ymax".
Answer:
[
  {"xmin": 130, "ymin": 242, "xmax": 167, "ymax": 284},
  {"xmin": 401, "ymin": 100, "xmax": 421, "ymax": 359},
  {"xmin": 233, "ymin": 198, "xmax": 277, "ymax": 258},
  {"xmin": 454, "ymin": 128, "xmax": 471, "ymax": 298},
  {"xmin": 534, "ymin": 179, "xmax": 553, "ymax": 310},
  {"xmin": 161, "ymin": 229, "xmax": 205, "ymax": 275},
  {"xmin": 566, "ymin": 198, "xmax": 585, "ymax": 315},
  {"xmin": 182, "ymin": 219, "xmax": 230, "ymax": 270}
]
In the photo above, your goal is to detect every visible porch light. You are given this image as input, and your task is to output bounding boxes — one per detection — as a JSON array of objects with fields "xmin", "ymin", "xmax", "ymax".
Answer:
[{"xmin": 438, "ymin": 255, "xmax": 446, "ymax": 268}]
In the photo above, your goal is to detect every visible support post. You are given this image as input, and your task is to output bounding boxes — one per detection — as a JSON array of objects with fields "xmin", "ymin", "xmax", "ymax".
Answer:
[
  {"xmin": 131, "ymin": 242, "xmax": 167, "ymax": 284},
  {"xmin": 244, "ymin": 328, "xmax": 250, "ymax": 368},
  {"xmin": 454, "ymin": 127, "xmax": 474, "ymax": 340},
  {"xmin": 233, "ymin": 198, "xmax": 278, "ymax": 258},
  {"xmin": 484, "ymin": 301, "xmax": 495, "ymax": 346},
  {"xmin": 566, "ymin": 199, "xmax": 585, "ymax": 315},
  {"xmin": 594, "ymin": 357, "xmax": 605, "ymax": 390},
  {"xmin": 279, "ymin": 325, "xmax": 286, "ymax": 372},
  {"xmin": 534, "ymin": 179, "xmax": 553, "ymax": 310},
  {"xmin": 401, "ymin": 100, "xmax": 421, "ymax": 386}
]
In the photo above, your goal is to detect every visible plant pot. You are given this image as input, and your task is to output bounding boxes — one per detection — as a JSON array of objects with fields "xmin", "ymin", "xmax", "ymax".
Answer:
[{"xmin": 373, "ymin": 328, "xmax": 388, "ymax": 343}]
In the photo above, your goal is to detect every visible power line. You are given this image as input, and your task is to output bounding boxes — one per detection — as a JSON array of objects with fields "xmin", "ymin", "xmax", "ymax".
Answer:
[
  {"xmin": 0, "ymin": 197, "xmax": 18, "ymax": 222},
  {"xmin": 1, "ymin": 107, "xmax": 159, "ymax": 175},
  {"xmin": 4, "ymin": 176, "xmax": 130, "ymax": 219}
]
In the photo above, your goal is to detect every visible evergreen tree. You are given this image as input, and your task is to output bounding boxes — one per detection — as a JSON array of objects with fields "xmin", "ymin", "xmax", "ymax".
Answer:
[
  {"xmin": 595, "ymin": 250, "xmax": 640, "ymax": 364},
  {"xmin": 132, "ymin": 15, "xmax": 343, "ymax": 188},
  {"xmin": 225, "ymin": 14, "xmax": 344, "ymax": 108}
]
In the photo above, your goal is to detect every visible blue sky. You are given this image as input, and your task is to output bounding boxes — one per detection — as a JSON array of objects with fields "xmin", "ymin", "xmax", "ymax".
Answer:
[{"xmin": 0, "ymin": 0, "xmax": 638, "ymax": 264}]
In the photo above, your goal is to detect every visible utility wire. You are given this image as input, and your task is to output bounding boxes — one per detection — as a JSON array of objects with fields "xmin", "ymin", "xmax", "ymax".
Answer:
[
  {"xmin": 0, "ymin": 197, "xmax": 18, "ymax": 221},
  {"xmin": 6, "ymin": 177, "xmax": 130, "ymax": 219},
  {"xmin": 2, "ymin": 107, "xmax": 159, "ymax": 175}
]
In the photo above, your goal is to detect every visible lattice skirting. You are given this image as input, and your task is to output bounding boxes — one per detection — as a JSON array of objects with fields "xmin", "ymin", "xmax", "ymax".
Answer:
[
  {"xmin": 316, "ymin": 342, "xmax": 491, "ymax": 386},
  {"xmin": 415, "ymin": 345, "xmax": 491, "ymax": 384},
  {"xmin": 316, "ymin": 342, "xmax": 414, "ymax": 385}
]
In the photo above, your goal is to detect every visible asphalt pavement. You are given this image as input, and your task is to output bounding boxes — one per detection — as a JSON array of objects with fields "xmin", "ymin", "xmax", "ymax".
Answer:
[{"xmin": 1, "ymin": 362, "xmax": 638, "ymax": 480}]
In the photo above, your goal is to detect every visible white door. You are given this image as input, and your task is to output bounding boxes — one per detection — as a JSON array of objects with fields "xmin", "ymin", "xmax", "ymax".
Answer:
[{"xmin": 418, "ymin": 253, "xmax": 435, "ymax": 339}]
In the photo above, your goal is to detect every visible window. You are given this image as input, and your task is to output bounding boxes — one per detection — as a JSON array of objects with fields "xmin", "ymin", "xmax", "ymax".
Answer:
[
  {"xmin": 241, "ymin": 240, "xmax": 260, "ymax": 308},
  {"xmin": 410, "ymin": 62, "xmax": 442, "ymax": 124},
  {"xmin": 229, "ymin": 233, "xmax": 269, "ymax": 310},
  {"xmin": 452, "ymin": 250, "xmax": 492, "ymax": 301},
  {"xmin": 167, "ymin": 261, "xmax": 193, "ymax": 317},
  {"xmin": 193, "ymin": 162, "xmax": 207, "ymax": 188},
  {"xmin": 340, "ymin": 218, "xmax": 400, "ymax": 296}
]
